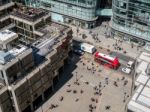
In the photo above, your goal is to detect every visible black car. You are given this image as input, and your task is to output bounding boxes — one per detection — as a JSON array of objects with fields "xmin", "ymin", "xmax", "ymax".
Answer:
[{"xmin": 73, "ymin": 49, "xmax": 84, "ymax": 55}]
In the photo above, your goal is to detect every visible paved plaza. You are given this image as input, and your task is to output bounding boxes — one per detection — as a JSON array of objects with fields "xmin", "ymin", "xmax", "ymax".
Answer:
[
  {"xmin": 36, "ymin": 52, "xmax": 132, "ymax": 112},
  {"xmin": 71, "ymin": 21, "xmax": 142, "ymax": 59}
]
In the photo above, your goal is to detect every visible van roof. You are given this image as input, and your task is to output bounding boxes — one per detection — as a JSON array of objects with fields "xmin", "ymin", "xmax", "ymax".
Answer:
[{"xmin": 128, "ymin": 61, "xmax": 134, "ymax": 65}]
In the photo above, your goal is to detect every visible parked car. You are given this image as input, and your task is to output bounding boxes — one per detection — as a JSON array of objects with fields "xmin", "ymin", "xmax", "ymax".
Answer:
[
  {"xmin": 73, "ymin": 49, "xmax": 84, "ymax": 55},
  {"xmin": 126, "ymin": 61, "xmax": 134, "ymax": 69},
  {"xmin": 122, "ymin": 67, "xmax": 131, "ymax": 74}
]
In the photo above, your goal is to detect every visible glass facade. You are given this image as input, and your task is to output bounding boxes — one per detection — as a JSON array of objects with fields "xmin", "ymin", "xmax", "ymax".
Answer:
[
  {"xmin": 112, "ymin": 0, "xmax": 150, "ymax": 42},
  {"xmin": 22, "ymin": 0, "xmax": 113, "ymax": 28},
  {"xmin": 0, "ymin": 0, "xmax": 11, "ymax": 6},
  {"xmin": 39, "ymin": 0, "xmax": 97, "ymax": 28},
  {"xmin": 49, "ymin": 1, "xmax": 96, "ymax": 21}
]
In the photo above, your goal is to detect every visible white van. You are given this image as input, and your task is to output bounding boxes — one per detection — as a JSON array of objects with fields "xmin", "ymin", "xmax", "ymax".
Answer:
[
  {"xmin": 126, "ymin": 61, "xmax": 134, "ymax": 69},
  {"xmin": 80, "ymin": 43, "xmax": 96, "ymax": 54}
]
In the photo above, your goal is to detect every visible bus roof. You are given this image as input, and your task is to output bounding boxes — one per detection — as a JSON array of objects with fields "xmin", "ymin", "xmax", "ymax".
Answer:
[{"xmin": 95, "ymin": 52, "xmax": 116, "ymax": 61}]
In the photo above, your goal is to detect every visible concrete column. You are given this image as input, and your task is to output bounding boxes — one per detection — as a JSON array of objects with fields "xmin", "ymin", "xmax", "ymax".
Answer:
[
  {"xmin": 56, "ymin": 70, "xmax": 59, "ymax": 80},
  {"xmin": 42, "ymin": 92, "xmax": 45, "ymax": 102},
  {"xmin": 30, "ymin": 103, "xmax": 34, "ymax": 112},
  {"xmin": 2, "ymin": 70, "xmax": 9, "ymax": 86},
  {"xmin": 2, "ymin": 71, "xmax": 21, "ymax": 112},
  {"xmin": 0, "ymin": 106, "xmax": 3, "ymax": 112},
  {"xmin": 52, "ymin": 83, "xmax": 54, "ymax": 91},
  {"xmin": 62, "ymin": 65, "xmax": 65, "ymax": 72},
  {"xmin": 2, "ymin": 44, "xmax": 7, "ymax": 50},
  {"xmin": 8, "ymin": 86, "xmax": 21, "ymax": 112}
]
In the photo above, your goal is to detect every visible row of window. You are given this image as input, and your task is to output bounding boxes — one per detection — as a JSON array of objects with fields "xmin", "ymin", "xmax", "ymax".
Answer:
[
  {"xmin": 51, "ymin": 4, "xmax": 95, "ymax": 20},
  {"xmin": 50, "ymin": 0, "xmax": 96, "ymax": 7}
]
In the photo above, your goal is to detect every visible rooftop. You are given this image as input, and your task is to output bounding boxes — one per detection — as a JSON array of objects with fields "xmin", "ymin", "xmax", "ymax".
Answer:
[
  {"xmin": 32, "ymin": 23, "xmax": 69, "ymax": 64},
  {"xmin": 95, "ymin": 52, "xmax": 116, "ymax": 61},
  {"xmin": 0, "ymin": 22, "xmax": 71, "ymax": 67},
  {"xmin": 138, "ymin": 52, "xmax": 150, "ymax": 63},
  {"xmin": 37, "ymin": 22, "xmax": 68, "ymax": 36},
  {"xmin": 0, "ymin": 30, "xmax": 18, "ymax": 44},
  {"xmin": 11, "ymin": 6, "xmax": 48, "ymax": 22},
  {"xmin": 0, "ymin": 45, "xmax": 28, "ymax": 66},
  {"xmin": 128, "ymin": 79, "xmax": 150, "ymax": 112},
  {"xmin": 128, "ymin": 52, "xmax": 150, "ymax": 112},
  {"xmin": 33, "ymin": 23, "xmax": 68, "ymax": 47}
]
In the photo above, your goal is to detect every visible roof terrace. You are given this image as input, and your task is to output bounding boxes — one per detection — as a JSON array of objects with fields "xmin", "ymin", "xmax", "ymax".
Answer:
[
  {"xmin": 0, "ymin": 30, "xmax": 18, "ymax": 44},
  {"xmin": 11, "ymin": 6, "xmax": 48, "ymax": 22},
  {"xmin": 0, "ymin": 22, "xmax": 71, "ymax": 67},
  {"xmin": 32, "ymin": 22, "xmax": 71, "ymax": 64},
  {"xmin": 0, "ymin": 44, "xmax": 28, "ymax": 65}
]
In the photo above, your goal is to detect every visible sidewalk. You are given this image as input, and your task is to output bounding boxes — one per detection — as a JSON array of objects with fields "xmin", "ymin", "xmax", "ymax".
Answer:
[{"xmin": 70, "ymin": 24, "xmax": 142, "ymax": 59}]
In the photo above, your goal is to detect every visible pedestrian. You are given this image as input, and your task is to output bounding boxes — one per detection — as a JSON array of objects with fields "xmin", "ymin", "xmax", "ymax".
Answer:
[
  {"xmin": 114, "ymin": 81, "xmax": 118, "ymax": 87},
  {"xmin": 96, "ymin": 99, "xmax": 98, "ymax": 103},
  {"xmin": 87, "ymin": 66, "xmax": 88, "ymax": 70},
  {"xmin": 83, "ymin": 63, "xmax": 85, "ymax": 66},
  {"xmin": 59, "ymin": 96, "xmax": 64, "ymax": 101},
  {"xmin": 131, "ymin": 43, "xmax": 134, "ymax": 48},
  {"xmin": 92, "ymin": 62, "xmax": 94, "ymax": 65},
  {"xmin": 80, "ymin": 89, "xmax": 84, "ymax": 94}
]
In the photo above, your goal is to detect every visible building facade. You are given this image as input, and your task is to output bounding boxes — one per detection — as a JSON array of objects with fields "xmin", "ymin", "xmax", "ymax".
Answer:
[
  {"xmin": 0, "ymin": 1, "xmax": 73, "ymax": 112},
  {"xmin": 15, "ymin": 0, "xmax": 113, "ymax": 29},
  {"xmin": 111, "ymin": 0, "xmax": 150, "ymax": 50},
  {"xmin": 40, "ymin": 0, "xmax": 98, "ymax": 29},
  {"xmin": 0, "ymin": 0, "xmax": 15, "ymax": 30}
]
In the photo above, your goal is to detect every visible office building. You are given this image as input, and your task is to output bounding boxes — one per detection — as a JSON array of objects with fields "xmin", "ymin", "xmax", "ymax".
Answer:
[
  {"xmin": 111, "ymin": 0, "xmax": 150, "ymax": 50},
  {"xmin": 0, "ymin": 1, "xmax": 73, "ymax": 112},
  {"xmin": 20, "ymin": 0, "xmax": 112, "ymax": 29},
  {"xmin": 40, "ymin": 0, "xmax": 98, "ymax": 29}
]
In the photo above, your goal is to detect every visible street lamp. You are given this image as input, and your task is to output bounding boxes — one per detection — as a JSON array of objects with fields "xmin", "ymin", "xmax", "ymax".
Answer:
[
  {"xmin": 74, "ymin": 71, "xmax": 78, "ymax": 84},
  {"xmin": 76, "ymin": 27, "xmax": 79, "ymax": 38}
]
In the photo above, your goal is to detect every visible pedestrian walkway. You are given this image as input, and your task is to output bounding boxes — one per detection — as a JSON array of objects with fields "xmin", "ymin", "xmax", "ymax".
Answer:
[{"xmin": 70, "ymin": 23, "xmax": 142, "ymax": 59}]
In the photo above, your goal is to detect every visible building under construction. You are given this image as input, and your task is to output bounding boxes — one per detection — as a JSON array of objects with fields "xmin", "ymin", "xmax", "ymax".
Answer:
[{"xmin": 0, "ymin": 1, "xmax": 72, "ymax": 112}]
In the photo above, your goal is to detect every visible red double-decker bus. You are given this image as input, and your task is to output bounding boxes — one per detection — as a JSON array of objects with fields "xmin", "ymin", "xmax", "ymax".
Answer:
[{"xmin": 94, "ymin": 52, "xmax": 120, "ymax": 69}]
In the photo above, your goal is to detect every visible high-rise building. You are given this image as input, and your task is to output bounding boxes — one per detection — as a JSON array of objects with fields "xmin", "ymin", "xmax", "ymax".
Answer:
[
  {"xmin": 40, "ymin": 0, "xmax": 98, "ymax": 29},
  {"xmin": 111, "ymin": 0, "xmax": 150, "ymax": 50},
  {"xmin": 21, "ymin": 0, "xmax": 112, "ymax": 29}
]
